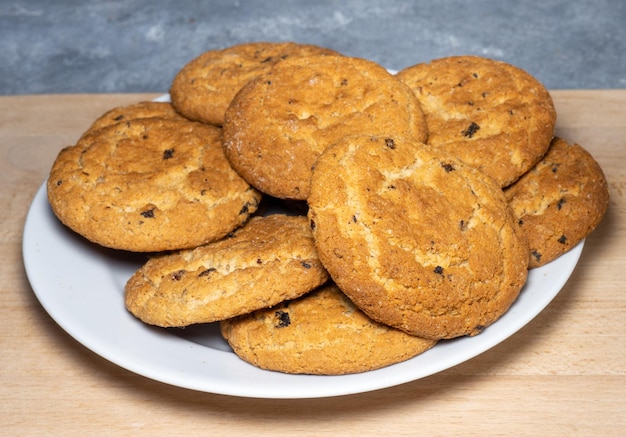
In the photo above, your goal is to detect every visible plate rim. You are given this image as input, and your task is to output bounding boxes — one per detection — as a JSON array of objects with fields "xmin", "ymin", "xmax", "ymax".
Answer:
[{"xmin": 22, "ymin": 180, "xmax": 584, "ymax": 399}]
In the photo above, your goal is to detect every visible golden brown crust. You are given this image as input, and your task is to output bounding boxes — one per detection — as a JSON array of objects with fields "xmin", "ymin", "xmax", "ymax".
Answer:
[
  {"xmin": 82, "ymin": 101, "xmax": 188, "ymax": 136},
  {"xmin": 220, "ymin": 283, "xmax": 436, "ymax": 375},
  {"xmin": 222, "ymin": 54, "xmax": 428, "ymax": 200},
  {"xmin": 170, "ymin": 41, "xmax": 342, "ymax": 126},
  {"xmin": 124, "ymin": 214, "xmax": 329, "ymax": 327},
  {"xmin": 47, "ymin": 118, "xmax": 261, "ymax": 252},
  {"xmin": 396, "ymin": 55, "xmax": 556, "ymax": 187},
  {"xmin": 307, "ymin": 134, "xmax": 528, "ymax": 340},
  {"xmin": 505, "ymin": 137, "xmax": 609, "ymax": 268}
]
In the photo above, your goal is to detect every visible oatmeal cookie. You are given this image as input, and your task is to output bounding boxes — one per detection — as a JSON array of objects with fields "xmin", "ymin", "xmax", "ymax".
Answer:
[
  {"xmin": 170, "ymin": 41, "xmax": 341, "ymax": 126},
  {"xmin": 47, "ymin": 118, "xmax": 261, "ymax": 252},
  {"xmin": 82, "ymin": 101, "xmax": 188, "ymax": 136},
  {"xmin": 223, "ymin": 54, "xmax": 427, "ymax": 199},
  {"xmin": 396, "ymin": 55, "xmax": 556, "ymax": 187},
  {"xmin": 307, "ymin": 134, "xmax": 528, "ymax": 340},
  {"xmin": 125, "ymin": 214, "xmax": 329, "ymax": 327},
  {"xmin": 220, "ymin": 283, "xmax": 436, "ymax": 375},
  {"xmin": 505, "ymin": 137, "xmax": 609, "ymax": 268}
]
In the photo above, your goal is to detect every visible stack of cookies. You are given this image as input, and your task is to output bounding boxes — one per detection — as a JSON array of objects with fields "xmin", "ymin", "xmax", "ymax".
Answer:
[{"xmin": 47, "ymin": 42, "xmax": 609, "ymax": 375}]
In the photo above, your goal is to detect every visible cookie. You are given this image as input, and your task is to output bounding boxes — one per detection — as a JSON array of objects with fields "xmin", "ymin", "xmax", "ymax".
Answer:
[
  {"xmin": 47, "ymin": 118, "xmax": 261, "ymax": 252},
  {"xmin": 82, "ymin": 101, "xmax": 188, "ymax": 136},
  {"xmin": 170, "ymin": 41, "xmax": 341, "ymax": 126},
  {"xmin": 504, "ymin": 137, "xmax": 609, "ymax": 268},
  {"xmin": 396, "ymin": 55, "xmax": 556, "ymax": 187},
  {"xmin": 222, "ymin": 54, "xmax": 428, "ymax": 200},
  {"xmin": 125, "ymin": 214, "xmax": 329, "ymax": 327},
  {"xmin": 307, "ymin": 134, "xmax": 528, "ymax": 340},
  {"xmin": 220, "ymin": 283, "xmax": 436, "ymax": 375}
]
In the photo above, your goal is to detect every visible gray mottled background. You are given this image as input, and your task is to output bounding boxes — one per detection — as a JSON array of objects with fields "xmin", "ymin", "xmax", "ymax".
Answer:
[{"xmin": 1, "ymin": 0, "xmax": 625, "ymax": 94}]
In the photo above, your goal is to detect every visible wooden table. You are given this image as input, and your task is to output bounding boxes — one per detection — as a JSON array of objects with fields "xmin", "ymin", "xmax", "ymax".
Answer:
[{"xmin": 1, "ymin": 92, "xmax": 624, "ymax": 436}]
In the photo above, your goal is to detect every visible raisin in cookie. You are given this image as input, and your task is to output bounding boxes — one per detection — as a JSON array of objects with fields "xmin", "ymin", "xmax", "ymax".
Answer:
[
  {"xmin": 505, "ymin": 137, "xmax": 609, "ymax": 268},
  {"xmin": 170, "ymin": 41, "xmax": 341, "ymax": 126},
  {"xmin": 220, "ymin": 283, "xmax": 436, "ymax": 375},
  {"xmin": 307, "ymin": 134, "xmax": 528, "ymax": 340},
  {"xmin": 47, "ymin": 118, "xmax": 261, "ymax": 252},
  {"xmin": 223, "ymin": 54, "xmax": 427, "ymax": 199},
  {"xmin": 396, "ymin": 55, "xmax": 556, "ymax": 187},
  {"xmin": 125, "ymin": 214, "xmax": 329, "ymax": 327}
]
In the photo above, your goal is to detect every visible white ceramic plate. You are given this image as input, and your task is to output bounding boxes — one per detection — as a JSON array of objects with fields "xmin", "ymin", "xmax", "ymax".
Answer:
[{"xmin": 23, "ymin": 181, "xmax": 583, "ymax": 398}]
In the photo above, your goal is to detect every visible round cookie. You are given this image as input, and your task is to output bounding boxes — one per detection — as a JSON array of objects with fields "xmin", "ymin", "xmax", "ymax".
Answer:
[
  {"xmin": 220, "ymin": 283, "xmax": 437, "ymax": 375},
  {"xmin": 307, "ymin": 134, "xmax": 528, "ymax": 340},
  {"xmin": 396, "ymin": 55, "xmax": 557, "ymax": 187},
  {"xmin": 504, "ymin": 137, "xmax": 609, "ymax": 268},
  {"xmin": 170, "ymin": 41, "xmax": 342, "ymax": 126},
  {"xmin": 47, "ymin": 118, "xmax": 261, "ymax": 252},
  {"xmin": 125, "ymin": 214, "xmax": 329, "ymax": 327},
  {"xmin": 222, "ymin": 54, "xmax": 428, "ymax": 200},
  {"xmin": 82, "ymin": 101, "xmax": 188, "ymax": 136}
]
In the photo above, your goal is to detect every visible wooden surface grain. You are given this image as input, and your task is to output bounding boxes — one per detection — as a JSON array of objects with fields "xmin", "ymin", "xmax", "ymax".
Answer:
[{"xmin": 1, "ymin": 91, "xmax": 624, "ymax": 436}]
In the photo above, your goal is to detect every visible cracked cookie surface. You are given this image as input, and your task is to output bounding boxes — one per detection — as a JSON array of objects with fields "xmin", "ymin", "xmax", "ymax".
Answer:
[
  {"xmin": 125, "ymin": 214, "xmax": 329, "ymax": 327},
  {"xmin": 396, "ymin": 55, "xmax": 556, "ymax": 187},
  {"xmin": 170, "ymin": 41, "xmax": 341, "ymax": 126},
  {"xmin": 505, "ymin": 137, "xmax": 609, "ymax": 268},
  {"xmin": 222, "ymin": 54, "xmax": 427, "ymax": 200},
  {"xmin": 307, "ymin": 135, "xmax": 528, "ymax": 340},
  {"xmin": 47, "ymin": 117, "xmax": 261, "ymax": 252},
  {"xmin": 81, "ymin": 101, "xmax": 188, "ymax": 137},
  {"xmin": 220, "ymin": 283, "xmax": 436, "ymax": 375}
]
